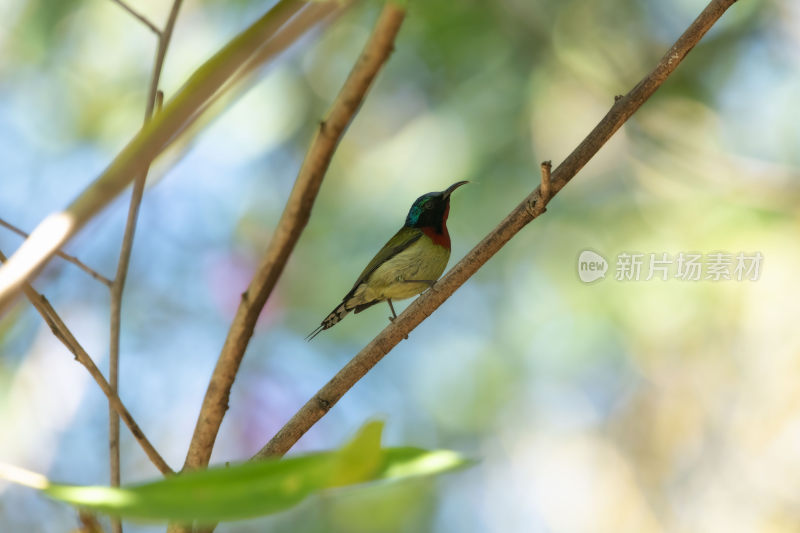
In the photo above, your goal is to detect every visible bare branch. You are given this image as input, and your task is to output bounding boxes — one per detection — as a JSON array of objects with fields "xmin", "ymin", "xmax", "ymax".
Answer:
[
  {"xmin": 539, "ymin": 160, "xmax": 552, "ymax": 203},
  {"xmin": 144, "ymin": 1, "xmax": 183, "ymax": 121},
  {"xmin": 78, "ymin": 511, "xmax": 104, "ymax": 533},
  {"xmin": 108, "ymin": 4, "xmax": 184, "ymax": 529},
  {"xmin": 109, "ymin": 0, "xmax": 162, "ymax": 37},
  {"xmin": 0, "ymin": 249, "xmax": 174, "ymax": 476},
  {"xmin": 255, "ymin": 0, "xmax": 741, "ymax": 459},
  {"xmin": 181, "ymin": 2, "xmax": 407, "ymax": 472},
  {"xmin": 0, "ymin": 0, "xmax": 335, "ymax": 310},
  {"xmin": 0, "ymin": 217, "xmax": 112, "ymax": 286}
]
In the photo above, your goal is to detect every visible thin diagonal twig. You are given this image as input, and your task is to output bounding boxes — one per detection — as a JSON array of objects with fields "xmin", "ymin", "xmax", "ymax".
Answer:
[
  {"xmin": 0, "ymin": 249, "xmax": 174, "ymax": 476},
  {"xmin": 0, "ymin": 217, "xmax": 112, "ymax": 286},
  {"xmin": 181, "ymin": 1, "xmax": 407, "ymax": 473},
  {"xmin": 109, "ymin": 0, "xmax": 162, "ymax": 36},
  {"xmin": 255, "ymin": 0, "xmax": 741, "ymax": 459}
]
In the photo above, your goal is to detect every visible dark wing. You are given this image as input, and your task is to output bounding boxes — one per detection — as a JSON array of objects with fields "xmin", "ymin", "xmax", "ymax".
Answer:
[
  {"xmin": 344, "ymin": 226, "xmax": 423, "ymax": 297},
  {"xmin": 308, "ymin": 227, "xmax": 422, "ymax": 340}
]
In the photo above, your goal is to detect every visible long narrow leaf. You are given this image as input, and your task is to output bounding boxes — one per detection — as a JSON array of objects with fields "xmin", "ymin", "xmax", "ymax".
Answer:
[{"xmin": 3, "ymin": 421, "xmax": 471, "ymax": 523}]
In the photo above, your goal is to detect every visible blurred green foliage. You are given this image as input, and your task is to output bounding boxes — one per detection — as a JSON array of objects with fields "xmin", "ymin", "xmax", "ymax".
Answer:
[{"xmin": 32, "ymin": 421, "xmax": 468, "ymax": 523}]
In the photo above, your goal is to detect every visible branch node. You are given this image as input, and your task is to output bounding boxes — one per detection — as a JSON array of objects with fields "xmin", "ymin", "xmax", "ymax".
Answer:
[
  {"xmin": 614, "ymin": 94, "xmax": 624, "ymax": 102},
  {"xmin": 524, "ymin": 199, "xmax": 539, "ymax": 219},
  {"xmin": 316, "ymin": 395, "xmax": 332, "ymax": 412},
  {"xmin": 109, "ymin": 0, "xmax": 162, "ymax": 37},
  {"xmin": 156, "ymin": 90, "xmax": 165, "ymax": 114}
]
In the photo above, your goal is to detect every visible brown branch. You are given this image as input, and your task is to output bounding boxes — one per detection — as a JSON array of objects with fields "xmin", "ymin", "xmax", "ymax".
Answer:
[
  {"xmin": 0, "ymin": 217, "xmax": 112, "ymax": 286},
  {"xmin": 109, "ymin": 0, "xmax": 162, "ymax": 37},
  {"xmin": 255, "ymin": 0, "xmax": 741, "ymax": 459},
  {"xmin": 181, "ymin": 2, "xmax": 407, "ymax": 472},
  {"xmin": 539, "ymin": 160, "xmax": 552, "ymax": 203},
  {"xmin": 0, "ymin": 0, "xmax": 332, "ymax": 311},
  {"xmin": 108, "ymin": 5, "xmax": 184, "ymax": 532},
  {"xmin": 0, "ymin": 249, "xmax": 174, "ymax": 476},
  {"xmin": 78, "ymin": 511, "xmax": 104, "ymax": 533},
  {"xmin": 144, "ymin": 1, "xmax": 183, "ymax": 122}
]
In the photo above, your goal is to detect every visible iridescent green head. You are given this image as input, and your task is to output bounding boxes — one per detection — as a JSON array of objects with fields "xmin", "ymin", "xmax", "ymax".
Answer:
[{"xmin": 404, "ymin": 181, "xmax": 468, "ymax": 230}]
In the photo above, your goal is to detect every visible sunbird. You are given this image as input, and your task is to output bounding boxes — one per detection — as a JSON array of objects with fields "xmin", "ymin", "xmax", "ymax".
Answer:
[{"xmin": 307, "ymin": 181, "xmax": 468, "ymax": 340}]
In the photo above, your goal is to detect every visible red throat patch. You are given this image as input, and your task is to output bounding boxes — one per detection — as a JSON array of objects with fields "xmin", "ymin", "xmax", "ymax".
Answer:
[{"xmin": 421, "ymin": 225, "xmax": 451, "ymax": 249}]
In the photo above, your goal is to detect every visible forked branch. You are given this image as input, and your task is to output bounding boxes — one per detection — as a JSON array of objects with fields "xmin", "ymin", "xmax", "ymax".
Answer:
[
  {"xmin": 0, "ymin": 0, "xmax": 331, "ymax": 310},
  {"xmin": 182, "ymin": 1, "xmax": 408, "ymax": 472},
  {"xmin": 0, "ymin": 217, "xmax": 112, "ymax": 286},
  {"xmin": 108, "ymin": 5, "xmax": 184, "ymax": 530},
  {"xmin": 256, "ymin": 0, "xmax": 741, "ymax": 459},
  {"xmin": 109, "ymin": 0, "xmax": 161, "ymax": 36},
  {"xmin": 0, "ymin": 250, "xmax": 173, "ymax": 476}
]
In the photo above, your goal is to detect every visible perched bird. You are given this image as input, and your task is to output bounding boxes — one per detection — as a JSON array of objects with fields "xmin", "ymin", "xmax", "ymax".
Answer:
[{"xmin": 307, "ymin": 181, "xmax": 468, "ymax": 340}]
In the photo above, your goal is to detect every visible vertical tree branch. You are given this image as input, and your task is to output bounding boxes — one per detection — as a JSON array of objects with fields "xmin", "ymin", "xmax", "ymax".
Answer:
[
  {"xmin": 181, "ymin": 2, "xmax": 408, "ymax": 473},
  {"xmin": 255, "ymin": 0, "xmax": 740, "ymax": 459},
  {"xmin": 109, "ymin": 4, "xmax": 183, "ymax": 532}
]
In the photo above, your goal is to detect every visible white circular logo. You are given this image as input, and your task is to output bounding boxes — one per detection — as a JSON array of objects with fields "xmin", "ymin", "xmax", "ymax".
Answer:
[{"xmin": 578, "ymin": 250, "xmax": 608, "ymax": 283}]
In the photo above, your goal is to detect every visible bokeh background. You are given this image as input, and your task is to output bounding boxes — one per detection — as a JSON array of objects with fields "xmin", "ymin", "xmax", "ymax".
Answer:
[{"xmin": 1, "ymin": 0, "xmax": 799, "ymax": 531}]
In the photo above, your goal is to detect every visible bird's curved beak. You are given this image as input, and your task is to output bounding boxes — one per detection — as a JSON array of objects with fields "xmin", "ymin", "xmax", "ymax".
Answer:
[{"xmin": 442, "ymin": 180, "xmax": 469, "ymax": 198}]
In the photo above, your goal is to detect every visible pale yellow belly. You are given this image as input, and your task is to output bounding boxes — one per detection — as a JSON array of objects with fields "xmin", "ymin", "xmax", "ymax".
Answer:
[{"xmin": 346, "ymin": 238, "xmax": 450, "ymax": 307}]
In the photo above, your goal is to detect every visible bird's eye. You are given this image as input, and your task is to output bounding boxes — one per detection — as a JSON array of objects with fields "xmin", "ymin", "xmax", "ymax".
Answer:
[{"xmin": 423, "ymin": 201, "xmax": 432, "ymax": 210}]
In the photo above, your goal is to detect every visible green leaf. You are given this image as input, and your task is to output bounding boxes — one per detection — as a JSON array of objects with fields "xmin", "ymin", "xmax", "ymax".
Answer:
[
  {"xmin": 330, "ymin": 420, "xmax": 385, "ymax": 486},
  {"xmin": 379, "ymin": 447, "xmax": 475, "ymax": 480},
  {"xmin": 44, "ymin": 452, "xmax": 335, "ymax": 523},
  {"xmin": 5, "ymin": 421, "xmax": 471, "ymax": 523}
]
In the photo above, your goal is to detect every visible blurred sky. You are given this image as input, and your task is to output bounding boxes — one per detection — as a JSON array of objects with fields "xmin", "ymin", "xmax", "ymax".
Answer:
[{"xmin": 1, "ymin": 0, "xmax": 799, "ymax": 532}]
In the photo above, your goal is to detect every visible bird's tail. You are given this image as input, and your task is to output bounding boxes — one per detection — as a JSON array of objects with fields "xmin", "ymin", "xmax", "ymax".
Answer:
[{"xmin": 306, "ymin": 301, "xmax": 350, "ymax": 341}]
